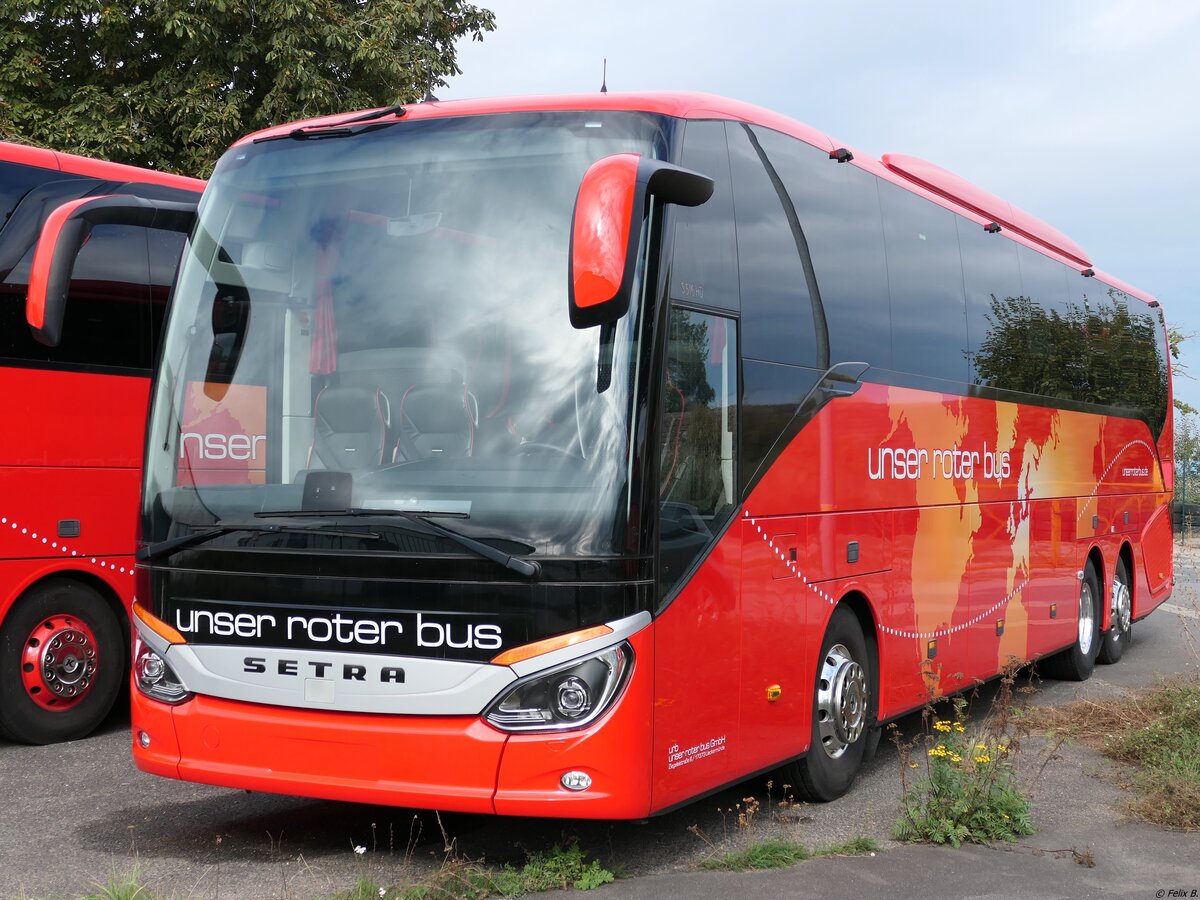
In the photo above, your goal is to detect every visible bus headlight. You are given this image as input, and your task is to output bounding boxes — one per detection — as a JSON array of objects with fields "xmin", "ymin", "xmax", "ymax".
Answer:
[
  {"xmin": 485, "ymin": 642, "xmax": 631, "ymax": 732},
  {"xmin": 133, "ymin": 636, "xmax": 192, "ymax": 705}
]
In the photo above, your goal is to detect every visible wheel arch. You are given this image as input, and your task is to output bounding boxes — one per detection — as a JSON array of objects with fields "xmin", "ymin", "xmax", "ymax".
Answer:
[
  {"xmin": 7, "ymin": 569, "xmax": 131, "ymax": 661},
  {"xmin": 1085, "ymin": 544, "xmax": 1106, "ymax": 592},
  {"xmin": 1118, "ymin": 540, "xmax": 1135, "ymax": 601},
  {"xmin": 835, "ymin": 589, "xmax": 880, "ymax": 725}
]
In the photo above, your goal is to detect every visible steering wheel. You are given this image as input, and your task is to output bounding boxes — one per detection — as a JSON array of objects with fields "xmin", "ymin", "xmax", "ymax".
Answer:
[{"xmin": 514, "ymin": 442, "xmax": 580, "ymax": 458}]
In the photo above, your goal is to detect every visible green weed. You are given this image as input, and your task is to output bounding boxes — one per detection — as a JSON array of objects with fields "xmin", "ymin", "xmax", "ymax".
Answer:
[
  {"xmin": 894, "ymin": 689, "xmax": 1035, "ymax": 847},
  {"xmin": 354, "ymin": 841, "xmax": 614, "ymax": 899}
]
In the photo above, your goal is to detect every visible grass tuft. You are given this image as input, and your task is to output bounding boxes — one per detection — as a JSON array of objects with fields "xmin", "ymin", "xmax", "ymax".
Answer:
[
  {"xmin": 700, "ymin": 838, "xmax": 810, "ymax": 871},
  {"xmin": 1030, "ymin": 678, "xmax": 1200, "ymax": 831}
]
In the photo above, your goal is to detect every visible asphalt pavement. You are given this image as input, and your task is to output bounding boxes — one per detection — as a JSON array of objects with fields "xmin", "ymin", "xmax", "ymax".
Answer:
[{"xmin": 1, "ymin": 548, "xmax": 1198, "ymax": 899}]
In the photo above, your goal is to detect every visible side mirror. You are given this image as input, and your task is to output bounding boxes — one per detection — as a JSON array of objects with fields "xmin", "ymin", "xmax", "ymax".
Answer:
[
  {"xmin": 569, "ymin": 154, "xmax": 713, "ymax": 329},
  {"xmin": 26, "ymin": 194, "xmax": 198, "ymax": 347}
]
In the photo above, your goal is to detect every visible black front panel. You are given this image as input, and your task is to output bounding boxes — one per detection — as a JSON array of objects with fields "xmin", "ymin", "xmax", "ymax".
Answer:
[{"xmin": 150, "ymin": 553, "xmax": 651, "ymax": 663}]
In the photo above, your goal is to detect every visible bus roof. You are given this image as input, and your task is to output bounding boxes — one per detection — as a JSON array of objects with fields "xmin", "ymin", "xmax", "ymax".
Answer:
[
  {"xmin": 0, "ymin": 140, "xmax": 205, "ymax": 192},
  {"xmin": 236, "ymin": 91, "xmax": 1159, "ymax": 309}
]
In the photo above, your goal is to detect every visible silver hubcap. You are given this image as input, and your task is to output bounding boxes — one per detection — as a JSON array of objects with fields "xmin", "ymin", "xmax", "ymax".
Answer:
[
  {"xmin": 1078, "ymin": 581, "xmax": 1095, "ymax": 656},
  {"xmin": 1111, "ymin": 575, "xmax": 1131, "ymax": 640},
  {"xmin": 41, "ymin": 628, "xmax": 96, "ymax": 696},
  {"xmin": 816, "ymin": 643, "xmax": 867, "ymax": 759}
]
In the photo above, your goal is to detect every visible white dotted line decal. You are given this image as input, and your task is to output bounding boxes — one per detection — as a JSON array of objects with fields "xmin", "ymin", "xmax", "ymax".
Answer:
[
  {"xmin": 745, "ymin": 437, "xmax": 1153, "ymax": 642},
  {"xmin": 1, "ymin": 516, "xmax": 134, "ymax": 577}
]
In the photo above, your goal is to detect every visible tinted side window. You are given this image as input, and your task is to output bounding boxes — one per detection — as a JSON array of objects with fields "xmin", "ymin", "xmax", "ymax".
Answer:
[
  {"xmin": 1081, "ymin": 280, "xmax": 1169, "ymax": 434},
  {"xmin": 958, "ymin": 218, "xmax": 1023, "ymax": 386},
  {"xmin": 670, "ymin": 121, "xmax": 738, "ymax": 310},
  {"xmin": 659, "ymin": 309, "xmax": 738, "ymax": 596},
  {"xmin": 0, "ymin": 224, "xmax": 153, "ymax": 371},
  {"xmin": 149, "ymin": 229, "xmax": 186, "ymax": 354},
  {"xmin": 1018, "ymin": 246, "xmax": 1073, "ymax": 399},
  {"xmin": 878, "ymin": 181, "xmax": 968, "ymax": 382},
  {"xmin": 726, "ymin": 123, "xmax": 817, "ymax": 367},
  {"xmin": 0, "ymin": 161, "xmax": 53, "ymax": 230},
  {"xmin": 759, "ymin": 128, "xmax": 891, "ymax": 369}
]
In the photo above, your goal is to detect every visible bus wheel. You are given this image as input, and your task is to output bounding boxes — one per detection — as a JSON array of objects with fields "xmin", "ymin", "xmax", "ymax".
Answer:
[
  {"xmin": 0, "ymin": 579, "xmax": 124, "ymax": 744},
  {"xmin": 1098, "ymin": 558, "xmax": 1133, "ymax": 665},
  {"xmin": 1042, "ymin": 564, "xmax": 1101, "ymax": 682},
  {"xmin": 789, "ymin": 606, "xmax": 875, "ymax": 801}
]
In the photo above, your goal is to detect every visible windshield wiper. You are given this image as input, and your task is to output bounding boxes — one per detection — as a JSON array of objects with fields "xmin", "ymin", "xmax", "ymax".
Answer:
[
  {"xmin": 137, "ymin": 521, "xmax": 378, "ymax": 563},
  {"xmin": 255, "ymin": 508, "xmax": 541, "ymax": 579},
  {"xmin": 253, "ymin": 106, "xmax": 407, "ymax": 144}
]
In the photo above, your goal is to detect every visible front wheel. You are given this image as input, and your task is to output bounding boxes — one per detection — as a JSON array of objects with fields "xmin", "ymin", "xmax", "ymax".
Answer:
[
  {"xmin": 0, "ymin": 579, "xmax": 124, "ymax": 744},
  {"xmin": 785, "ymin": 605, "xmax": 877, "ymax": 801},
  {"xmin": 1041, "ymin": 564, "xmax": 1101, "ymax": 682},
  {"xmin": 1098, "ymin": 557, "xmax": 1133, "ymax": 665}
]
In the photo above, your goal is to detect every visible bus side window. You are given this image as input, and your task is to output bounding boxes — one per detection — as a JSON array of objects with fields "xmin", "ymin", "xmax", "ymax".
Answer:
[
  {"xmin": 958, "ymin": 214, "xmax": 1023, "ymax": 387},
  {"xmin": 149, "ymin": 229, "xmax": 187, "ymax": 357},
  {"xmin": 658, "ymin": 308, "xmax": 738, "ymax": 597},
  {"xmin": 0, "ymin": 223, "xmax": 153, "ymax": 371},
  {"xmin": 755, "ymin": 126, "xmax": 891, "ymax": 371},
  {"xmin": 0, "ymin": 161, "xmax": 56, "ymax": 232},
  {"xmin": 670, "ymin": 121, "xmax": 738, "ymax": 312},
  {"xmin": 878, "ymin": 180, "xmax": 968, "ymax": 383},
  {"xmin": 725, "ymin": 123, "xmax": 817, "ymax": 367},
  {"xmin": 1016, "ymin": 245, "xmax": 1073, "ymax": 399}
]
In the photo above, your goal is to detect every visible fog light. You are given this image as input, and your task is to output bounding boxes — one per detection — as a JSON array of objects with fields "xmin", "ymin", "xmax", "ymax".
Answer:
[
  {"xmin": 561, "ymin": 770, "xmax": 592, "ymax": 792},
  {"xmin": 138, "ymin": 731, "xmax": 151, "ymax": 749}
]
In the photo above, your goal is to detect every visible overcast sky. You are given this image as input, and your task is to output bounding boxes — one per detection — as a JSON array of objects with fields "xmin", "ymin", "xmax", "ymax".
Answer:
[{"xmin": 445, "ymin": 0, "xmax": 1200, "ymax": 409}]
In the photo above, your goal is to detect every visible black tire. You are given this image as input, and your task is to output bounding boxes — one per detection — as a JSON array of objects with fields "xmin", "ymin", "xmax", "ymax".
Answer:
[
  {"xmin": 786, "ymin": 606, "xmax": 875, "ymax": 801},
  {"xmin": 0, "ymin": 579, "xmax": 124, "ymax": 744},
  {"xmin": 1041, "ymin": 564, "xmax": 1101, "ymax": 682},
  {"xmin": 1098, "ymin": 557, "xmax": 1133, "ymax": 665}
]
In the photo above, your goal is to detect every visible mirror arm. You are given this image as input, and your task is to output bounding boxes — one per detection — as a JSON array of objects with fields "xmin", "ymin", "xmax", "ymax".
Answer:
[{"xmin": 27, "ymin": 195, "xmax": 198, "ymax": 347}]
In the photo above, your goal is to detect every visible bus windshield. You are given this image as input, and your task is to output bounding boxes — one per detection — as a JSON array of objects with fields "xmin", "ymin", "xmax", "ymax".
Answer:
[{"xmin": 143, "ymin": 111, "xmax": 671, "ymax": 559}]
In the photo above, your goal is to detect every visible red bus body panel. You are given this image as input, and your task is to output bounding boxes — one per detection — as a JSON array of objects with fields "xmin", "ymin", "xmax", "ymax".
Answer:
[
  {"xmin": 0, "ymin": 141, "xmax": 202, "ymax": 743},
  {"xmin": 0, "ymin": 368, "xmax": 147, "ymax": 626},
  {"xmin": 133, "ymin": 627, "xmax": 658, "ymax": 819}
]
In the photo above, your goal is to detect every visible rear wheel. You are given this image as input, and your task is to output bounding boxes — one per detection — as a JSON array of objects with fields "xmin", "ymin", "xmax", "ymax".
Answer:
[
  {"xmin": 786, "ymin": 606, "xmax": 876, "ymax": 801},
  {"xmin": 1041, "ymin": 564, "xmax": 1101, "ymax": 682},
  {"xmin": 0, "ymin": 579, "xmax": 124, "ymax": 744},
  {"xmin": 1098, "ymin": 557, "xmax": 1133, "ymax": 665}
]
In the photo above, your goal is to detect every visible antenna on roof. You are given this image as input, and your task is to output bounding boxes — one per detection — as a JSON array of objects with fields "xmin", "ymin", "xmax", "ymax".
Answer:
[{"xmin": 600, "ymin": 58, "xmax": 608, "ymax": 94}]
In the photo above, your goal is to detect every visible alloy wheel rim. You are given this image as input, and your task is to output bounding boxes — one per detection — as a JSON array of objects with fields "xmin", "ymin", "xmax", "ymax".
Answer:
[
  {"xmin": 1078, "ymin": 582, "xmax": 1095, "ymax": 656},
  {"xmin": 816, "ymin": 643, "xmax": 867, "ymax": 759},
  {"xmin": 1111, "ymin": 576, "xmax": 1132, "ymax": 639},
  {"xmin": 20, "ymin": 615, "xmax": 100, "ymax": 711}
]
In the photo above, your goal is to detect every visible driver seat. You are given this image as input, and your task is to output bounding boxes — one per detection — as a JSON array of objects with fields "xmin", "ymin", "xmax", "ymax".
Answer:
[
  {"xmin": 393, "ymin": 385, "xmax": 474, "ymax": 461},
  {"xmin": 308, "ymin": 384, "xmax": 390, "ymax": 472}
]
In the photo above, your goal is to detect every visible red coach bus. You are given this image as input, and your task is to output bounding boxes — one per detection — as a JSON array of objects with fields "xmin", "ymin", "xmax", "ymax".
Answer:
[
  {"xmin": 0, "ymin": 141, "xmax": 203, "ymax": 743},
  {"xmin": 28, "ymin": 93, "xmax": 1173, "ymax": 813}
]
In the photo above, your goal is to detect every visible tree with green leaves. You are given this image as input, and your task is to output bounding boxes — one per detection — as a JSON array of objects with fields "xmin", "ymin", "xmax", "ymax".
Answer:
[{"xmin": 0, "ymin": 0, "xmax": 495, "ymax": 177}]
